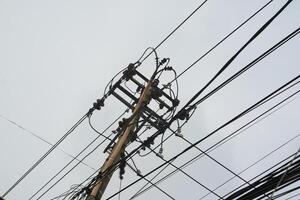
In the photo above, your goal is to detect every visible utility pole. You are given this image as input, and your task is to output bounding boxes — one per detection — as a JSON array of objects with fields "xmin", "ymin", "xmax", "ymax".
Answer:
[{"xmin": 86, "ymin": 79, "xmax": 154, "ymax": 200}]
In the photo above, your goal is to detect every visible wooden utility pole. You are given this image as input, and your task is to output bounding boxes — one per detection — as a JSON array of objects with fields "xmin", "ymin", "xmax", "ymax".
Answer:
[{"xmin": 86, "ymin": 79, "xmax": 154, "ymax": 200}]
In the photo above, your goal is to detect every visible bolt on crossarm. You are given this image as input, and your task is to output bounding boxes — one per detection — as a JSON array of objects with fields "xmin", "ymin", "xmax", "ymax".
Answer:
[{"xmin": 86, "ymin": 79, "xmax": 155, "ymax": 200}]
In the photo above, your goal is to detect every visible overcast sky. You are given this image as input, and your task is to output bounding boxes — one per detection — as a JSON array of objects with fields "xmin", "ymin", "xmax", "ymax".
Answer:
[{"xmin": 0, "ymin": 0, "xmax": 299, "ymax": 199}]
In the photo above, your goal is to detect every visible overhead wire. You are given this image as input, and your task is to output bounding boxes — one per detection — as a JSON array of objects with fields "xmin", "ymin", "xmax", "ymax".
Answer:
[
  {"xmin": 35, "ymin": 130, "xmax": 114, "ymax": 200},
  {"xmin": 29, "ymin": 110, "xmax": 127, "ymax": 200},
  {"xmin": 34, "ymin": 55, "xmax": 151, "ymax": 199},
  {"xmin": 66, "ymin": 60, "xmax": 298, "ymax": 200},
  {"xmin": 178, "ymin": 0, "xmax": 294, "ymax": 113},
  {"xmin": 51, "ymin": 184, "xmax": 82, "ymax": 200},
  {"xmin": 170, "ymin": 0, "xmax": 274, "ymax": 83},
  {"xmin": 131, "ymin": 24, "xmax": 300, "ymax": 198},
  {"xmin": 137, "ymin": 9, "xmax": 300, "ymax": 160},
  {"xmin": 2, "ymin": 0, "xmax": 295, "ymax": 198},
  {"xmin": 133, "ymin": 131, "xmax": 300, "ymax": 200},
  {"xmin": 126, "ymin": 163, "xmax": 175, "ymax": 200},
  {"xmin": 140, "ymin": 140, "xmax": 224, "ymax": 199},
  {"xmin": 0, "ymin": 114, "xmax": 95, "ymax": 171},
  {"xmin": 221, "ymin": 152, "xmax": 300, "ymax": 198},
  {"xmin": 191, "ymin": 26, "xmax": 300, "ymax": 108},
  {"xmin": 199, "ymin": 135, "xmax": 300, "ymax": 200},
  {"xmin": 136, "ymin": 123, "xmax": 258, "ymax": 199},
  {"xmin": 52, "ymin": 1, "xmax": 296, "ymax": 197},
  {"xmin": 131, "ymin": 87, "xmax": 300, "ymax": 200},
  {"xmin": 61, "ymin": 114, "xmax": 150, "ymax": 199},
  {"xmin": 130, "ymin": 27, "xmax": 300, "ymax": 194},
  {"xmin": 82, "ymin": 66, "xmax": 181, "ymax": 199},
  {"xmin": 180, "ymin": 137, "xmax": 257, "ymax": 193},
  {"xmin": 103, "ymin": 67, "xmax": 127, "ymax": 96},
  {"xmin": 222, "ymin": 152, "xmax": 300, "ymax": 199},
  {"xmin": 271, "ymin": 186, "xmax": 300, "ymax": 199},
  {"xmin": 62, "ymin": 67, "xmax": 162, "ymax": 199},
  {"xmin": 137, "ymin": 25, "xmax": 300, "ymax": 162},
  {"xmin": 104, "ymin": 75, "xmax": 300, "ymax": 200},
  {"xmin": 2, "ymin": 112, "xmax": 89, "ymax": 198},
  {"xmin": 91, "ymin": 1, "xmax": 296, "ymax": 195},
  {"xmin": 88, "ymin": 115, "xmax": 114, "ymax": 142},
  {"xmin": 268, "ymin": 147, "xmax": 300, "ymax": 199},
  {"xmin": 89, "ymin": 56, "xmax": 298, "ymax": 200},
  {"xmin": 120, "ymin": 1, "xmax": 297, "ymax": 166},
  {"xmin": 283, "ymin": 191, "xmax": 300, "ymax": 200},
  {"xmin": 262, "ymin": 178, "xmax": 300, "ymax": 200},
  {"xmin": 139, "ymin": 0, "xmax": 209, "ymax": 64}
]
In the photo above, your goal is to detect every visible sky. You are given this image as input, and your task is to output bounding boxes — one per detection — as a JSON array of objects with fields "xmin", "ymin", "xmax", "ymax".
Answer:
[{"xmin": 0, "ymin": 0, "xmax": 299, "ymax": 199}]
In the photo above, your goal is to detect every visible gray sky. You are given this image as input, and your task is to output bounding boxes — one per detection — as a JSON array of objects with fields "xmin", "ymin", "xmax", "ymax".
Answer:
[{"xmin": 0, "ymin": 0, "xmax": 299, "ymax": 199}]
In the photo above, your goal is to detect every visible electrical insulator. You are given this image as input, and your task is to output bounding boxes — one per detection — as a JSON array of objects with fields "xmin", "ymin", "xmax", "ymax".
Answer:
[
  {"xmin": 178, "ymin": 109, "xmax": 189, "ymax": 121},
  {"xmin": 159, "ymin": 103, "xmax": 164, "ymax": 109},
  {"xmin": 119, "ymin": 153, "xmax": 126, "ymax": 180},
  {"xmin": 93, "ymin": 98, "xmax": 105, "ymax": 110},
  {"xmin": 159, "ymin": 58, "xmax": 168, "ymax": 66},
  {"xmin": 122, "ymin": 63, "xmax": 136, "ymax": 81}
]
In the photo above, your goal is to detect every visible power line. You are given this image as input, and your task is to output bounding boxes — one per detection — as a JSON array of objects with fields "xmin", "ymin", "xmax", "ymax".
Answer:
[
  {"xmin": 199, "ymin": 135, "xmax": 300, "ymax": 200},
  {"xmin": 140, "ymin": 127, "xmax": 257, "ymax": 199},
  {"xmin": 130, "ymin": 26, "xmax": 300, "ymax": 197},
  {"xmin": 134, "ymin": 131, "xmax": 300, "ymax": 200},
  {"xmin": 103, "ymin": 75, "xmax": 300, "ymax": 200},
  {"xmin": 171, "ymin": 0, "xmax": 274, "ymax": 83},
  {"xmin": 136, "ymin": 2, "xmax": 299, "ymax": 171},
  {"xmin": 51, "ymin": 1, "xmax": 296, "ymax": 197},
  {"xmin": 180, "ymin": 136, "xmax": 260, "ymax": 194},
  {"xmin": 145, "ymin": 145, "xmax": 223, "ymax": 199},
  {"xmin": 0, "ymin": 114, "xmax": 95, "ymax": 171},
  {"xmin": 2, "ymin": 112, "xmax": 89, "ymax": 198},
  {"xmin": 225, "ymin": 153, "xmax": 300, "ymax": 199},
  {"xmin": 119, "ymin": 36, "xmax": 300, "ymax": 200},
  {"xmin": 126, "ymin": 2, "xmax": 298, "ymax": 164},
  {"xmin": 140, "ymin": 0, "xmax": 209, "ymax": 63},
  {"xmin": 270, "ymin": 186, "xmax": 300, "ymax": 200},
  {"xmin": 132, "ymin": 127, "xmax": 223, "ymax": 199},
  {"xmin": 131, "ymin": 86, "xmax": 300, "ymax": 200},
  {"xmin": 222, "ymin": 154, "xmax": 300, "ymax": 199},
  {"xmin": 88, "ymin": 115, "xmax": 114, "ymax": 142},
  {"xmin": 191, "ymin": 26, "xmax": 300, "ymax": 108},
  {"xmin": 89, "ymin": 53, "xmax": 300, "ymax": 199},
  {"xmin": 223, "ymin": 154, "xmax": 298, "ymax": 199},
  {"xmin": 269, "ymin": 147, "xmax": 300, "ymax": 199},
  {"xmin": 130, "ymin": 29, "xmax": 300, "ymax": 191},
  {"xmin": 64, "ymin": 73, "xmax": 299, "ymax": 200},
  {"xmin": 82, "ymin": 2, "xmax": 297, "ymax": 197},
  {"xmin": 284, "ymin": 191, "xmax": 300, "ymax": 200},
  {"xmin": 146, "ymin": 25, "xmax": 300, "ymax": 159},
  {"xmin": 181, "ymin": 0, "xmax": 294, "ymax": 112},
  {"xmin": 126, "ymin": 163, "xmax": 175, "ymax": 200},
  {"xmin": 30, "ymin": 110, "xmax": 127, "ymax": 200},
  {"xmin": 223, "ymin": 152, "xmax": 300, "ymax": 199}
]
